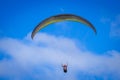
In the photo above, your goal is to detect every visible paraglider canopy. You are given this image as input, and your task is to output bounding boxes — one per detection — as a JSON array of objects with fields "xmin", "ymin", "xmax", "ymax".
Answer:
[{"xmin": 31, "ymin": 14, "xmax": 97, "ymax": 39}]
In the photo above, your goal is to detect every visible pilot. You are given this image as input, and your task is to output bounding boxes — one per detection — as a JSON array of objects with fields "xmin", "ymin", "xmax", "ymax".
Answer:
[{"xmin": 62, "ymin": 64, "xmax": 68, "ymax": 73}]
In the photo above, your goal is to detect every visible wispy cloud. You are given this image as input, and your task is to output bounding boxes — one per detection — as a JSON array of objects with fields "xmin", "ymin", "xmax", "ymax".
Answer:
[
  {"xmin": 110, "ymin": 15, "xmax": 120, "ymax": 37},
  {"xmin": 60, "ymin": 8, "xmax": 65, "ymax": 12},
  {"xmin": 100, "ymin": 17, "xmax": 110, "ymax": 24},
  {"xmin": 100, "ymin": 15, "xmax": 120, "ymax": 38},
  {"xmin": 0, "ymin": 32, "xmax": 120, "ymax": 80}
]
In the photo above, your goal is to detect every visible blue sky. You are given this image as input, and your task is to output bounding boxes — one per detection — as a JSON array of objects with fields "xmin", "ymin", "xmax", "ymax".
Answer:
[{"xmin": 0, "ymin": 0, "xmax": 120, "ymax": 80}]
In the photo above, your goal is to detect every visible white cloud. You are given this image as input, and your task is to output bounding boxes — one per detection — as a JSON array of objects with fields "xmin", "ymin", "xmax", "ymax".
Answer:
[
  {"xmin": 0, "ymin": 32, "xmax": 120, "ymax": 80},
  {"xmin": 110, "ymin": 15, "xmax": 120, "ymax": 37}
]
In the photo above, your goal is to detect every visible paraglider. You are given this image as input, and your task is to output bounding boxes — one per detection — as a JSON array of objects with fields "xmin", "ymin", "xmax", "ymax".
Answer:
[
  {"xmin": 31, "ymin": 14, "xmax": 97, "ymax": 73},
  {"xmin": 31, "ymin": 14, "xmax": 97, "ymax": 39},
  {"xmin": 62, "ymin": 64, "xmax": 68, "ymax": 73}
]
